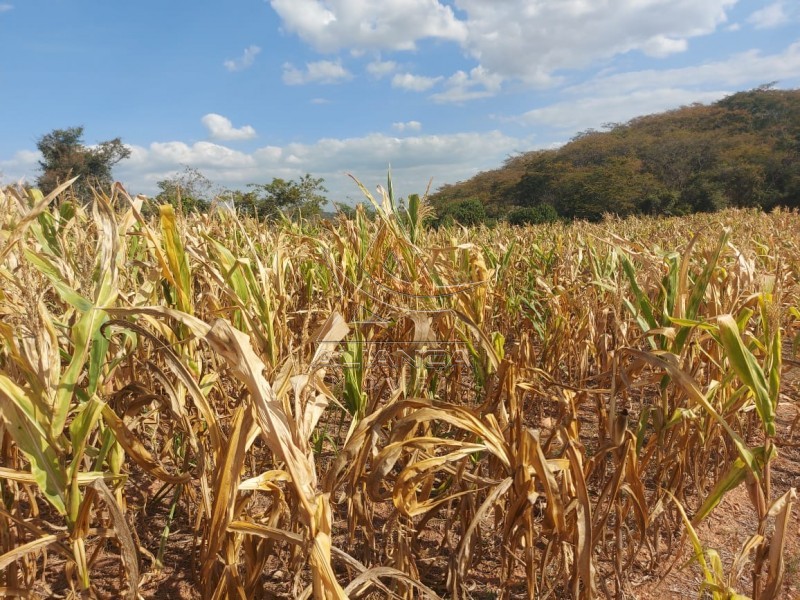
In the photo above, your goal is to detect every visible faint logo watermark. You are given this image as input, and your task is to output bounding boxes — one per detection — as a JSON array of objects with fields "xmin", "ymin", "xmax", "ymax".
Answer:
[{"xmin": 315, "ymin": 200, "xmax": 491, "ymax": 376}]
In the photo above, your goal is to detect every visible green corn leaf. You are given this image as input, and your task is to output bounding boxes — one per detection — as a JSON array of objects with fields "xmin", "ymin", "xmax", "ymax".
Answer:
[
  {"xmin": 387, "ymin": 168, "xmax": 396, "ymax": 213},
  {"xmin": 667, "ymin": 316, "xmax": 716, "ymax": 331},
  {"xmin": 665, "ymin": 490, "xmax": 715, "ymax": 591},
  {"xmin": 622, "ymin": 298, "xmax": 656, "ymax": 346},
  {"xmin": 202, "ymin": 234, "xmax": 251, "ymax": 330},
  {"xmin": 693, "ymin": 457, "xmax": 749, "ymax": 523},
  {"xmin": 674, "ymin": 228, "xmax": 730, "ymax": 352},
  {"xmin": 735, "ymin": 307, "xmax": 754, "ymax": 332},
  {"xmin": 0, "ymin": 376, "xmax": 66, "ymax": 514},
  {"xmin": 34, "ymin": 211, "xmax": 62, "ymax": 258},
  {"xmin": 67, "ymin": 397, "xmax": 105, "ymax": 482},
  {"xmin": 686, "ymin": 228, "xmax": 730, "ymax": 321},
  {"xmin": 620, "ymin": 253, "xmax": 658, "ymax": 331},
  {"xmin": 52, "ymin": 195, "xmax": 118, "ymax": 438},
  {"xmin": 625, "ymin": 349, "xmax": 759, "ymax": 477},
  {"xmin": 758, "ymin": 295, "xmax": 782, "ymax": 414},
  {"xmin": 52, "ymin": 307, "xmax": 110, "ymax": 439},
  {"xmin": 635, "ymin": 405, "xmax": 650, "ymax": 454},
  {"xmin": 717, "ymin": 314, "xmax": 774, "ymax": 437},
  {"xmin": 87, "ymin": 323, "xmax": 110, "ymax": 398},
  {"xmin": 661, "ymin": 252, "xmax": 680, "ymax": 321}
]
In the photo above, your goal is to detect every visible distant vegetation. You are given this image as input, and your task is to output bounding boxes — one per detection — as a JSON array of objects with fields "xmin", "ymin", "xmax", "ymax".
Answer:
[
  {"xmin": 36, "ymin": 126, "xmax": 130, "ymax": 199},
  {"xmin": 34, "ymin": 127, "xmax": 328, "ymax": 219},
  {"xmin": 32, "ymin": 86, "xmax": 800, "ymax": 225},
  {"xmin": 431, "ymin": 86, "xmax": 800, "ymax": 222}
]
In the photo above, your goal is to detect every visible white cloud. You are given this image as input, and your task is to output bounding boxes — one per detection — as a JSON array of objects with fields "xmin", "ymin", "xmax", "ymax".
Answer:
[
  {"xmin": 3, "ymin": 131, "xmax": 524, "ymax": 206},
  {"xmin": 454, "ymin": 0, "xmax": 735, "ymax": 86},
  {"xmin": 747, "ymin": 2, "xmax": 787, "ymax": 29},
  {"xmin": 269, "ymin": 0, "xmax": 467, "ymax": 52},
  {"xmin": 431, "ymin": 66, "xmax": 503, "ymax": 103},
  {"xmin": 512, "ymin": 42, "xmax": 800, "ymax": 133},
  {"xmin": 641, "ymin": 35, "xmax": 689, "ymax": 58},
  {"xmin": 130, "ymin": 141, "xmax": 257, "ymax": 170},
  {"xmin": 310, "ymin": 98, "xmax": 330, "ymax": 104},
  {"xmin": 391, "ymin": 72, "xmax": 442, "ymax": 92},
  {"xmin": 565, "ymin": 42, "xmax": 800, "ymax": 97},
  {"xmin": 269, "ymin": 0, "xmax": 738, "ymax": 97},
  {"xmin": 223, "ymin": 45, "xmax": 261, "ymax": 72},
  {"xmin": 0, "ymin": 150, "xmax": 40, "ymax": 184},
  {"xmin": 392, "ymin": 121, "xmax": 422, "ymax": 132},
  {"xmin": 366, "ymin": 59, "xmax": 398, "ymax": 78},
  {"xmin": 516, "ymin": 88, "xmax": 730, "ymax": 132},
  {"xmin": 201, "ymin": 114, "xmax": 257, "ymax": 141},
  {"xmin": 104, "ymin": 130, "xmax": 529, "ymax": 204},
  {"xmin": 282, "ymin": 59, "xmax": 353, "ymax": 85},
  {"xmin": 0, "ymin": 4, "xmax": 12, "ymax": 13}
]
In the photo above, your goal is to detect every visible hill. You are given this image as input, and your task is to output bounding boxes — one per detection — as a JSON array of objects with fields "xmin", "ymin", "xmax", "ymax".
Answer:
[{"xmin": 430, "ymin": 86, "xmax": 800, "ymax": 222}]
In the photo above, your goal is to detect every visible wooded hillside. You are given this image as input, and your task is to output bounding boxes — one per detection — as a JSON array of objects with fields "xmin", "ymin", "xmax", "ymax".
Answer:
[{"xmin": 431, "ymin": 86, "xmax": 800, "ymax": 222}]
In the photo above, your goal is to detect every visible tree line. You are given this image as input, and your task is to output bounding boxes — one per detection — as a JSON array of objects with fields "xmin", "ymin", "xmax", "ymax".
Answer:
[
  {"xmin": 431, "ymin": 86, "xmax": 800, "ymax": 223},
  {"xmin": 33, "ymin": 126, "xmax": 328, "ymax": 219}
]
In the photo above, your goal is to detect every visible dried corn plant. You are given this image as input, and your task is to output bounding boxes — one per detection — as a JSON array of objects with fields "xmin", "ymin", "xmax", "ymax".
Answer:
[{"xmin": 0, "ymin": 179, "xmax": 798, "ymax": 599}]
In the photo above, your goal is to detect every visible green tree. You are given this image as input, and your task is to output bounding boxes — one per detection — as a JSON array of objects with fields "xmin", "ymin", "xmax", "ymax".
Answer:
[
  {"xmin": 333, "ymin": 202, "xmax": 356, "ymax": 219},
  {"xmin": 219, "ymin": 189, "xmax": 258, "ymax": 215},
  {"xmin": 242, "ymin": 174, "xmax": 327, "ymax": 219},
  {"xmin": 681, "ymin": 176, "xmax": 728, "ymax": 213},
  {"xmin": 513, "ymin": 170, "xmax": 553, "ymax": 207},
  {"xmin": 151, "ymin": 166, "xmax": 214, "ymax": 215},
  {"xmin": 446, "ymin": 198, "xmax": 486, "ymax": 226},
  {"xmin": 507, "ymin": 204, "xmax": 558, "ymax": 226},
  {"xmin": 36, "ymin": 126, "xmax": 130, "ymax": 199},
  {"xmin": 439, "ymin": 198, "xmax": 486, "ymax": 227}
]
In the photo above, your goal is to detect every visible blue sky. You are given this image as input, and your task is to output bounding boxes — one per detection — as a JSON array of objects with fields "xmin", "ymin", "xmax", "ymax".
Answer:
[{"xmin": 1, "ymin": 0, "xmax": 799, "ymax": 205}]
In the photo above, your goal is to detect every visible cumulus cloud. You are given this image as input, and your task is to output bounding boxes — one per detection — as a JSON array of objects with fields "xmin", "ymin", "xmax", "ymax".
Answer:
[
  {"xmin": 201, "ymin": 114, "xmax": 257, "ymax": 141},
  {"xmin": 106, "ymin": 130, "xmax": 528, "ymax": 203},
  {"xmin": 392, "ymin": 120, "xmax": 422, "ymax": 132},
  {"xmin": 0, "ymin": 150, "xmax": 40, "ymax": 184},
  {"xmin": 391, "ymin": 73, "xmax": 442, "ymax": 92},
  {"xmin": 516, "ymin": 88, "xmax": 730, "ymax": 132},
  {"xmin": 269, "ymin": 0, "xmax": 467, "ymax": 52},
  {"xmin": 366, "ymin": 59, "xmax": 398, "ymax": 79},
  {"xmin": 0, "ymin": 4, "xmax": 13, "ymax": 13},
  {"xmin": 130, "ymin": 141, "xmax": 258, "ymax": 170},
  {"xmin": 431, "ymin": 66, "xmax": 503, "ymax": 103},
  {"xmin": 4, "ymin": 131, "xmax": 520, "ymax": 199},
  {"xmin": 282, "ymin": 59, "xmax": 353, "ymax": 85},
  {"xmin": 641, "ymin": 35, "xmax": 689, "ymax": 58},
  {"xmin": 747, "ymin": 2, "xmax": 788, "ymax": 29},
  {"xmin": 269, "ymin": 0, "xmax": 738, "ymax": 96},
  {"xmin": 565, "ymin": 42, "xmax": 800, "ymax": 97},
  {"xmin": 512, "ymin": 42, "xmax": 800, "ymax": 133},
  {"xmin": 224, "ymin": 45, "xmax": 261, "ymax": 72},
  {"xmin": 455, "ymin": 0, "xmax": 735, "ymax": 86}
]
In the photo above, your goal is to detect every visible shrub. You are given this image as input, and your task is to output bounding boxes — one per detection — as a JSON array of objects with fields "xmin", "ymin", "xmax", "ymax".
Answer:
[
  {"xmin": 449, "ymin": 198, "xmax": 487, "ymax": 226},
  {"xmin": 507, "ymin": 204, "xmax": 558, "ymax": 225}
]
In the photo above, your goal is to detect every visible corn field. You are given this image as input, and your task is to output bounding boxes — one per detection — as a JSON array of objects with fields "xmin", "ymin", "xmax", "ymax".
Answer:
[{"xmin": 0, "ymin": 179, "xmax": 798, "ymax": 599}]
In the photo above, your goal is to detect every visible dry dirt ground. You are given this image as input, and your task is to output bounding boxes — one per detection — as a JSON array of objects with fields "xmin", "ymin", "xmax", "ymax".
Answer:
[
  {"xmin": 636, "ymin": 382, "xmax": 800, "ymax": 600},
  {"xmin": 634, "ymin": 354, "xmax": 800, "ymax": 600}
]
